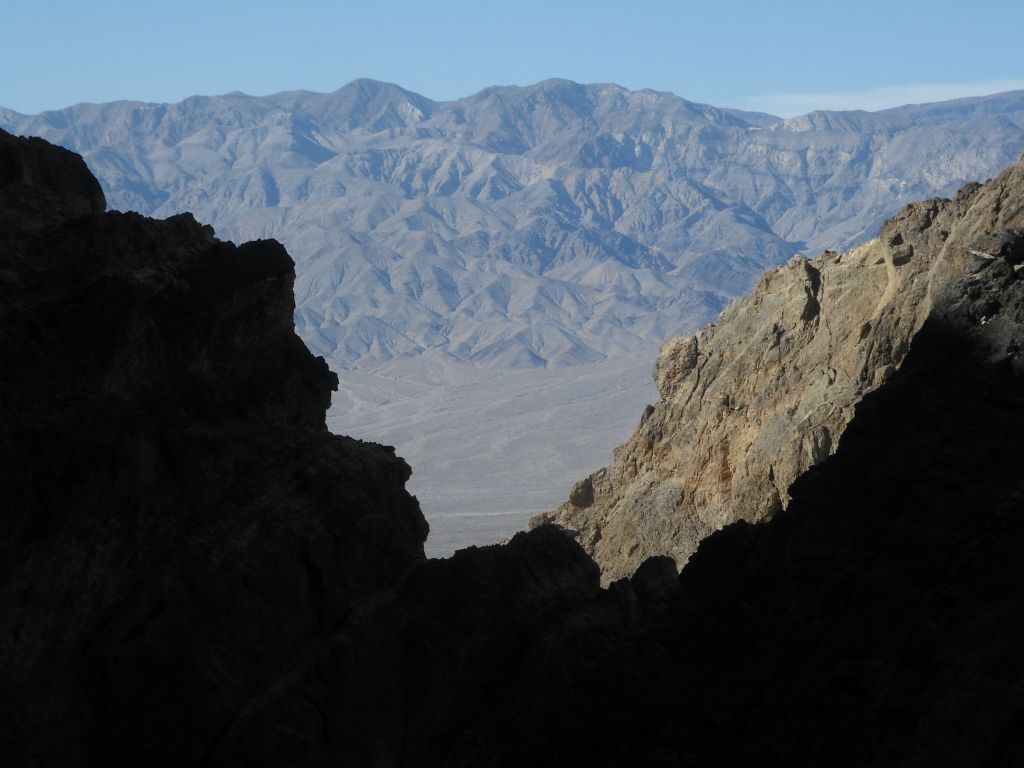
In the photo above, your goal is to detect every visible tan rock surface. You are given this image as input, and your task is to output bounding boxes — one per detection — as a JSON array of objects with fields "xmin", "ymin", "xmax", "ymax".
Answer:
[{"xmin": 533, "ymin": 158, "xmax": 1024, "ymax": 582}]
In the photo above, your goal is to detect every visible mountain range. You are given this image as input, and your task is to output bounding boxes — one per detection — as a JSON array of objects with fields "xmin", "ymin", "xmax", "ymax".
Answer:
[{"xmin": 5, "ymin": 80, "xmax": 1024, "ymax": 551}]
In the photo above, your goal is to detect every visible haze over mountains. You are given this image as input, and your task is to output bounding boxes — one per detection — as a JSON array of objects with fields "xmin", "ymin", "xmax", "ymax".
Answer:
[{"xmin": 5, "ymin": 79, "xmax": 1024, "ymax": 552}]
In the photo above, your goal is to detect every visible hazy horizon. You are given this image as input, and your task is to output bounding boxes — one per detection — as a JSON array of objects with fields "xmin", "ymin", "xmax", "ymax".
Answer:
[
  {"xmin": 6, "ymin": 75, "xmax": 1024, "ymax": 122},
  {"xmin": 4, "ymin": 0, "xmax": 1022, "ymax": 117}
]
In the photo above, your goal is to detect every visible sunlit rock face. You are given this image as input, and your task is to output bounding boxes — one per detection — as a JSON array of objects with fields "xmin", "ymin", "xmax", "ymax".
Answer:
[{"xmin": 539, "ymin": 152, "xmax": 1024, "ymax": 581}]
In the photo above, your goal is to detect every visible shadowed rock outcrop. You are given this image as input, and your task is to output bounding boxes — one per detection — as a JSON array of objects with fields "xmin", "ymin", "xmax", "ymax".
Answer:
[
  {"xmin": 536, "ymin": 153, "xmax": 1024, "ymax": 581},
  {"xmin": 0, "ymin": 132, "xmax": 105, "ymax": 230},
  {"xmin": 0, "ymin": 129, "xmax": 427, "ymax": 764}
]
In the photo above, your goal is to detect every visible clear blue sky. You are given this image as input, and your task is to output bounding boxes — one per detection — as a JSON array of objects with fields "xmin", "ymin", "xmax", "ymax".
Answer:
[{"xmin": 4, "ymin": 0, "xmax": 1023, "ymax": 116}]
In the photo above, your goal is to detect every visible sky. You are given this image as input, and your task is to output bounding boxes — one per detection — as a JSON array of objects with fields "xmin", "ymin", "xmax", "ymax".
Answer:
[{"xmin": 3, "ymin": 0, "xmax": 1023, "ymax": 117}]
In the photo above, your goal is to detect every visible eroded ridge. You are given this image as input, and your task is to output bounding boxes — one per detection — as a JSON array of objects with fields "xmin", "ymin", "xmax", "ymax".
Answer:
[{"xmin": 535, "ymin": 160, "xmax": 1024, "ymax": 582}]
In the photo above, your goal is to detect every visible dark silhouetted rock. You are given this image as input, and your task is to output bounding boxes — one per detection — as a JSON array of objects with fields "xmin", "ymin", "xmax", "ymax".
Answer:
[
  {"xmin": 0, "ymin": 129, "xmax": 427, "ymax": 765},
  {"xmin": 0, "ymin": 131, "xmax": 104, "ymax": 231}
]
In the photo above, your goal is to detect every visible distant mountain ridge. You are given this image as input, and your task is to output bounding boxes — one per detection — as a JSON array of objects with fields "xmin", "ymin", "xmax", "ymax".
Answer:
[
  {"xmin": 5, "ymin": 79, "xmax": 1023, "ymax": 371},
  {"xmin": 5, "ymin": 81, "xmax": 1024, "ymax": 553}
]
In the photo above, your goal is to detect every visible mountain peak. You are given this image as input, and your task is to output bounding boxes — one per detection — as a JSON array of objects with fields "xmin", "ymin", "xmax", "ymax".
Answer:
[{"xmin": 335, "ymin": 77, "xmax": 414, "ymax": 97}]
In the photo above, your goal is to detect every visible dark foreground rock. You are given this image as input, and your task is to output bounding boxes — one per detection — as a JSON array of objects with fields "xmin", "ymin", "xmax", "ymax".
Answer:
[
  {"xmin": 3, "ymin": 130, "xmax": 1024, "ymax": 767},
  {"xmin": 0, "ymin": 129, "xmax": 428, "ymax": 764}
]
